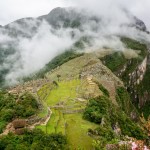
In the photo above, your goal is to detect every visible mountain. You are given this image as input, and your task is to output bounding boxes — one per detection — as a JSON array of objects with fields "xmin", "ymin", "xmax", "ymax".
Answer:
[
  {"xmin": 0, "ymin": 7, "xmax": 150, "ymax": 149},
  {"xmin": 2, "ymin": 50, "xmax": 149, "ymax": 149},
  {"xmin": 2, "ymin": 7, "xmax": 148, "ymax": 37},
  {"xmin": 0, "ymin": 7, "xmax": 148, "ymax": 87}
]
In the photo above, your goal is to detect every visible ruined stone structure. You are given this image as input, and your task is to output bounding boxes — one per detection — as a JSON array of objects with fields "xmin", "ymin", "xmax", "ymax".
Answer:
[{"xmin": 8, "ymin": 78, "xmax": 51, "ymax": 96}]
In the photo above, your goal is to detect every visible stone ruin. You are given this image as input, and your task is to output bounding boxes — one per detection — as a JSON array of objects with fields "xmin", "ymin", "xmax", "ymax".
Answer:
[{"xmin": 12, "ymin": 119, "xmax": 27, "ymax": 135}]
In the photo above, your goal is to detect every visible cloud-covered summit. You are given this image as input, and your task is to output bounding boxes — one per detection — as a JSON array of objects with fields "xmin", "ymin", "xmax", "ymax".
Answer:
[{"xmin": 0, "ymin": 5, "xmax": 150, "ymax": 87}]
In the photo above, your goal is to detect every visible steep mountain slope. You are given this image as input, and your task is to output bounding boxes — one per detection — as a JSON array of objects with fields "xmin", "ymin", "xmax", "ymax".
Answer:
[
  {"xmin": 0, "ymin": 7, "xmax": 150, "ymax": 150},
  {"xmin": 100, "ymin": 37, "xmax": 150, "ymax": 119},
  {"xmin": 0, "ymin": 7, "xmax": 148, "ymax": 87},
  {"xmin": 6, "ymin": 52, "xmax": 149, "ymax": 149}
]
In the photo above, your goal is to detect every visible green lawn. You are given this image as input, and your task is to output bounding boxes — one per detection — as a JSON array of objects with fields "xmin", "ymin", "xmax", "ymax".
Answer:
[
  {"xmin": 36, "ymin": 79, "xmax": 98, "ymax": 149},
  {"xmin": 37, "ymin": 102, "xmax": 48, "ymax": 118},
  {"xmin": 46, "ymin": 79, "xmax": 81, "ymax": 106},
  {"xmin": 37, "ymin": 109, "xmax": 60, "ymax": 134},
  {"xmin": 65, "ymin": 113, "xmax": 98, "ymax": 150},
  {"xmin": 56, "ymin": 111, "xmax": 66, "ymax": 134}
]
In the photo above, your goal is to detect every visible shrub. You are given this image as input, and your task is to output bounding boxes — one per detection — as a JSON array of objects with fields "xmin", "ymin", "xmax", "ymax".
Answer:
[
  {"xmin": 101, "ymin": 52, "xmax": 127, "ymax": 72},
  {"xmin": 83, "ymin": 96, "xmax": 110, "ymax": 124},
  {"xmin": 98, "ymin": 84, "xmax": 109, "ymax": 97},
  {"xmin": 0, "ymin": 109, "xmax": 15, "ymax": 122},
  {"xmin": 0, "ymin": 121, "xmax": 7, "ymax": 133},
  {"xmin": 0, "ymin": 129, "xmax": 68, "ymax": 150}
]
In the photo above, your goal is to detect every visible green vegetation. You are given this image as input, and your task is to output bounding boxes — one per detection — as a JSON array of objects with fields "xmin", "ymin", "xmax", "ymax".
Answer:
[
  {"xmin": 83, "ymin": 96, "xmax": 110, "ymax": 124},
  {"xmin": 38, "ymin": 79, "xmax": 81, "ymax": 106},
  {"xmin": 36, "ymin": 79, "xmax": 100, "ymax": 149},
  {"xmin": 24, "ymin": 50, "xmax": 83, "ymax": 81},
  {"xmin": 100, "ymin": 38, "xmax": 150, "ymax": 120},
  {"xmin": 37, "ymin": 77, "xmax": 148, "ymax": 149},
  {"xmin": 119, "ymin": 38, "xmax": 150, "ymax": 119},
  {"xmin": 83, "ymin": 95, "xmax": 147, "ymax": 144},
  {"xmin": 65, "ymin": 113, "xmax": 98, "ymax": 150},
  {"xmin": 37, "ymin": 109, "xmax": 64, "ymax": 134},
  {"xmin": 98, "ymin": 83, "xmax": 110, "ymax": 97},
  {"xmin": 101, "ymin": 38, "xmax": 147, "ymax": 81},
  {"xmin": 120, "ymin": 37, "xmax": 147, "ymax": 82},
  {"xmin": 0, "ymin": 91, "xmax": 38, "ymax": 133},
  {"xmin": 101, "ymin": 52, "xmax": 127, "ymax": 72},
  {"xmin": 39, "ymin": 112, "xmax": 98, "ymax": 149},
  {"xmin": 0, "ymin": 129, "xmax": 67, "ymax": 150},
  {"xmin": 121, "ymin": 37, "xmax": 147, "ymax": 58},
  {"xmin": 63, "ymin": 19, "xmax": 81, "ymax": 28},
  {"xmin": 116, "ymin": 87, "xmax": 135, "ymax": 115},
  {"xmin": 136, "ymin": 66, "xmax": 150, "ymax": 119},
  {"xmin": 0, "ymin": 46, "xmax": 16, "ymax": 87},
  {"xmin": 138, "ymin": 66, "xmax": 150, "ymax": 93},
  {"xmin": 138, "ymin": 101, "xmax": 150, "ymax": 120}
]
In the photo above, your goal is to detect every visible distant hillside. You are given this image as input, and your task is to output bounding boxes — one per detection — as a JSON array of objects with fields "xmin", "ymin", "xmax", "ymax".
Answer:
[
  {"xmin": 0, "ymin": 6, "xmax": 150, "ymax": 150},
  {"xmin": 0, "ymin": 7, "xmax": 149, "ymax": 88}
]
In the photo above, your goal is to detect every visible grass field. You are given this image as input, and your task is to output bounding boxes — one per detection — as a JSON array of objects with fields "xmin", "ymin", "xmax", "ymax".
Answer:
[
  {"xmin": 65, "ymin": 113, "xmax": 98, "ymax": 150},
  {"xmin": 37, "ymin": 109, "xmax": 60, "ymax": 134},
  {"xmin": 36, "ymin": 79, "xmax": 98, "ymax": 149},
  {"xmin": 46, "ymin": 79, "xmax": 81, "ymax": 106}
]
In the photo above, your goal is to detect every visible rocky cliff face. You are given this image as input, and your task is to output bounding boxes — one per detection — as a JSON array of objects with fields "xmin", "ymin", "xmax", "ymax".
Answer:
[
  {"xmin": 124, "ymin": 54, "xmax": 150, "ymax": 112},
  {"xmin": 123, "ymin": 57, "xmax": 148, "ymax": 105},
  {"xmin": 101, "ymin": 40, "xmax": 150, "ymax": 118}
]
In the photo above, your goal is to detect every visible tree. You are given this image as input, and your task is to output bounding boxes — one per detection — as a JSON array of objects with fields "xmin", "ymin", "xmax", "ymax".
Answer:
[{"xmin": 57, "ymin": 74, "xmax": 61, "ymax": 82}]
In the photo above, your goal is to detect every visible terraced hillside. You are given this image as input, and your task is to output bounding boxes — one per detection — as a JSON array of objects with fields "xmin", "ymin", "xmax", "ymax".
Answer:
[
  {"xmin": 34, "ymin": 53, "xmax": 127, "ymax": 149},
  {"xmin": 5, "ymin": 50, "xmax": 149, "ymax": 149},
  {"xmin": 37, "ymin": 79, "xmax": 100, "ymax": 149}
]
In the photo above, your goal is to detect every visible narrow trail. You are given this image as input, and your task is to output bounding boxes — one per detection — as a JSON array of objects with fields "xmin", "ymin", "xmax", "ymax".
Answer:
[
  {"xmin": 41, "ymin": 107, "xmax": 52, "ymax": 126},
  {"xmin": 0, "ymin": 107, "xmax": 52, "ymax": 135},
  {"xmin": 0, "ymin": 123, "xmax": 14, "ymax": 136},
  {"xmin": 28, "ymin": 107, "xmax": 52, "ymax": 129}
]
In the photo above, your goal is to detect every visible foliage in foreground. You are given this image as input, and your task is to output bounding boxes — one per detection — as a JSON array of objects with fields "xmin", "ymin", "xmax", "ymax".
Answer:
[
  {"xmin": 83, "ymin": 95, "xmax": 147, "ymax": 142},
  {"xmin": 0, "ymin": 91, "xmax": 38, "ymax": 133},
  {"xmin": 0, "ymin": 129, "xmax": 67, "ymax": 150}
]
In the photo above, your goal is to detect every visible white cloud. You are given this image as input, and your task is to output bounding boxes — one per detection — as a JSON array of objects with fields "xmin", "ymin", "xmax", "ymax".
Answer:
[
  {"xmin": 0, "ymin": 0, "xmax": 73, "ymax": 25},
  {"xmin": 70, "ymin": 0, "xmax": 150, "ymax": 29},
  {"xmin": 0, "ymin": 0, "xmax": 150, "ymax": 86},
  {"xmin": 0, "ymin": 0, "xmax": 150, "ymax": 29},
  {"xmin": 4, "ymin": 20, "xmax": 79, "ymax": 85}
]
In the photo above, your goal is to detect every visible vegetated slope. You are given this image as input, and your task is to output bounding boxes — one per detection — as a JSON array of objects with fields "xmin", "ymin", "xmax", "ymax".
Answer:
[
  {"xmin": 0, "ymin": 7, "xmax": 149, "ymax": 149},
  {"xmin": 35, "ymin": 53, "xmax": 149, "ymax": 149},
  {"xmin": 0, "ymin": 49, "xmax": 149, "ymax": 149},
  {"xmin": 100, "ymin": 37, "xmax": 150, "ymax": 119},
  {"xmin": 0, "ymin": 91, "xmax": 38, "ymax": 133},
  {"xmin": 0, "ymin": 7, "xmax": 148, "ymax": 87}
]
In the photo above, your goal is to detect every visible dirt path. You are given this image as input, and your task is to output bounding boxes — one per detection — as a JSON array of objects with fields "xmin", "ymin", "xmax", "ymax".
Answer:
[
  {"xmin": 0, "ymin": 106, "xmax": 52, "ymax": 135},
  {"xmin": 0, "ymin": 123, "xmax": 15, "ymax": 136},
  {"xmin": 28, "ymin": 107, "xmax": 52, "ymax": 129},
  {"xmin": 41, "ymin": 107, "xmax": 52, "ymax": 126}
]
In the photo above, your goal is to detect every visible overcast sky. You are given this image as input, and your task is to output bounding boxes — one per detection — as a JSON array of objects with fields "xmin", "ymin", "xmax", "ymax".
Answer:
[{"xmin": 0, "ymin": 0, "xmax": 150, "ymax": 29}]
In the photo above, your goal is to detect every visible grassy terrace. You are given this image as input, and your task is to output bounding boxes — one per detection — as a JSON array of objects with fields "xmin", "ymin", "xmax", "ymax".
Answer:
[
  {"xmin": 65, "ymin": 113, "xmax": 98, "ymax": 149},
  {"xmin": 46, "ymin": 80, "xmax": 81, "ymax": 106},
  {"xmin": 36, "ymin": 79, "xmax": 98, "ymax": 149}
]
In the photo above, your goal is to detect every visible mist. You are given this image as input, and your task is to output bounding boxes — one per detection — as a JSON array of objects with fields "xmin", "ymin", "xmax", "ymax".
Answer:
[
  {"xmin": 0, "ymin": 0, "xmax": 150, "ymax": 86},
  {"xmin": 2, "ymin": 21, "xmax": 80, "ymax": 85}
]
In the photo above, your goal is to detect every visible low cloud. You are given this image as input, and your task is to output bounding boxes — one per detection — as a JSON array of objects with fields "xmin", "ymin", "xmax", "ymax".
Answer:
[
  {"xmin": 0, "ymin": 1, "xmax": 150, "ymax": 86},
  {"xmin": 3, "ymin": 20, "xmax": 79, "ymax": 85}
]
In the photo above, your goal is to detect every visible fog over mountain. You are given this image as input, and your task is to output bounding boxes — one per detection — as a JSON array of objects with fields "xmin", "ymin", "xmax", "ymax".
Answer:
[
  {"xmin": 0, "ymin": 0, "xmax": 150, "ymax": 86},
  {"xmin": 0, "ymin": 0, "xmax": 150, "ymax": 29}
]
